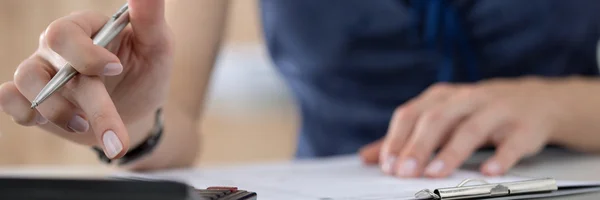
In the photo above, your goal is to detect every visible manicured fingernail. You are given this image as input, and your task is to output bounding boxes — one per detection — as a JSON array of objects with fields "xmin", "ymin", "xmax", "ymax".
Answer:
[
  {"xmin": 102, "ymin": 130, "xmax": 123, "ymax": 159},
  {"xmin": 485, "ymin": 161, "xmax": 502, "ymax": 175},
  {"xmin": 381, "ymin": 155, "xmax": 397, "ymax": 174},
  {"xmin": 425, "ymin": 160, "xmax": 445, "ymax": 176},
  {"xmin": 104, "ymin": 63, "xmax": 123, "ymax": 76},
  {"xmin": 397, "ymin": 158, "xmax": 417, "ymax": 177},
  {"xmin": 67, "ymin": 115, "xmax": 89, "ymax": 133},
  {"xmin": 36, "ymin": 114, "xmax": 48, "ymax": 125}
]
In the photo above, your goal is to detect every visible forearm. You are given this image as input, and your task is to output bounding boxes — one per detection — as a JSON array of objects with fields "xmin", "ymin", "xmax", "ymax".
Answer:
[
  {"xmin": 550, "ymin": 76, "xmax": 600, "ymax": 152},
  {"xmin": 120, "ymin": 0, "xmax": 230, "ymax": 170},
  {"xmin": 165, "ymin": 0, "xmax": 229, "ymax": 116}
]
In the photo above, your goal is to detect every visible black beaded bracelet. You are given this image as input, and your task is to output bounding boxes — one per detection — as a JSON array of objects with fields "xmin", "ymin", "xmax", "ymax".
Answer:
[{"xmin": 93, "ymin": 108, "xmax": 164, "ymax": 165}]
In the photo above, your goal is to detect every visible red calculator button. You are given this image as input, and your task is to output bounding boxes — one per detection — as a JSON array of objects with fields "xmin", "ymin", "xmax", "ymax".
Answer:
[{"xmin": 207, "ymin": 186, "xmax": 239, "ymax": 193}]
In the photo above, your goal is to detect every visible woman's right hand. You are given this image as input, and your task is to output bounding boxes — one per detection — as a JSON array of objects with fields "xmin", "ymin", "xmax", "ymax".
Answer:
[{"xmin": 0, "ymin": 0, "xmax": 174, "ymax": 160}]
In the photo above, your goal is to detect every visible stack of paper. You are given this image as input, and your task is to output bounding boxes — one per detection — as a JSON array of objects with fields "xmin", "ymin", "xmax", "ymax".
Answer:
[{"xmin": 116, "ymin": 155, "xmax": 600, "ymax": 200}]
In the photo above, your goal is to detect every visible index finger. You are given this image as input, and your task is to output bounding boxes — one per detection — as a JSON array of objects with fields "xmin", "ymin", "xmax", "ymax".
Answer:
[
  {"xmin": 64, "ymin": 76, "xmax": 129, "ymax": 159},
  {"xmin": 380, "ymin": 84, "xmax": 455, "ymax": 174}
]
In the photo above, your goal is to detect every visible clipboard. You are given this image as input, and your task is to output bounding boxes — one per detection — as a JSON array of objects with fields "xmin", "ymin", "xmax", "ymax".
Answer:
[{"xmin": 414, "ymin": 178, "xmax": 600, "ymax": 200}]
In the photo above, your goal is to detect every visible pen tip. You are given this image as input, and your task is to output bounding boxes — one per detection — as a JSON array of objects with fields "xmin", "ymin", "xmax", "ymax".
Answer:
[{"xmin": 30, "ymin": 103, "xmax": 38, "ymax": 109}]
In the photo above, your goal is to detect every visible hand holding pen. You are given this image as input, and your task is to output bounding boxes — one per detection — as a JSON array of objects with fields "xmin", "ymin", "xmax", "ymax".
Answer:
[
  {"xmin": 30, "ymin": 4, "xmax": 131, "ymax": 109},
  {"xmin": 0, "ymin": 0, "xmax": 173, "ymax": 160}
]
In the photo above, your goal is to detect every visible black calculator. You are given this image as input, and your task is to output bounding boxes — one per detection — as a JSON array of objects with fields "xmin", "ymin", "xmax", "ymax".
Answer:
[{"xmin": 0, "ymin": 177, "xmax": 257, "ymax": 200}]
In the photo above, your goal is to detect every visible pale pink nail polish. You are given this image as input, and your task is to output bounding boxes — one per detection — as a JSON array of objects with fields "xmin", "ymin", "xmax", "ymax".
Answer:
[
  {"xmin": 103, "ymin": 130, "xmax": 123, "ymax": 159},
  {"xmin": 397, "ymin": 158, "xmax": 417, "ymax": 177},
  {"xmin": 36, "ymin": 114, "xmax": 48, "ymax": 125},
  {"xmin": 425, "ymin": 160, "xmax": 445, "ymax": 176},
  {"xmin": 485, "ymin": 161, "xmax": 502, "ymax": 175},
  {"xmin": 381, "ymin": 156, "xmax": 397, "ymax": 174},
  {"xmin": 67, "ymin": 115, "xmax": 89, "ymax": 133},
  {"xmin": 104, "ymin": 63, "xmax": 123, "ymax": 76}
]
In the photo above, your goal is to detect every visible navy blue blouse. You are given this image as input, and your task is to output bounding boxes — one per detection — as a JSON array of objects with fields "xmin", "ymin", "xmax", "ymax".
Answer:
[{"xmin": 258, "ymin": 0, "xmax": 600, "ymax": 158}]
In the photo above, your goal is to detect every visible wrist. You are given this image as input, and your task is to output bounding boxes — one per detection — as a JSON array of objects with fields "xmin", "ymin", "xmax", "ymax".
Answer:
[
  {"xmin": 547, "ymin": 77, "xmax": 600, "ymax": 146},
  {"xmin": 124, "ymin": 106, "xmax": 200, "ymax": 171},
  {"xmin": 126, "ymin": 112, "xmax": 158, "ymax": 148}
]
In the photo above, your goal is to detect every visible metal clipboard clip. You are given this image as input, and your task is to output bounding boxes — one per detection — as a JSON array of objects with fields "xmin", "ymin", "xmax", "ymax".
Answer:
[{"xmin": 415, "ymin": 178, "xmax": 558, "ymax": 200}]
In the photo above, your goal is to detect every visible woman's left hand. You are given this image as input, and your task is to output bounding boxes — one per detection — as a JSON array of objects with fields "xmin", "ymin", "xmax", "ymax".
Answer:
[{"xmin": 360, "ymin": 76, "xmax": 600, "ymax": 178}]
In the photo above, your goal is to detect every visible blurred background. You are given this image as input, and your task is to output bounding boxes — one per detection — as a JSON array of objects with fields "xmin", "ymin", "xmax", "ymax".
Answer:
[{"xmin": 0, "ymin": 0, "xmax": 298, "ymax": 168}]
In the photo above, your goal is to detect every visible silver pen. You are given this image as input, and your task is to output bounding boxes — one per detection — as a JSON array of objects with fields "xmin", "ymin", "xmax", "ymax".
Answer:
[{"xmin": 31, "ymin": 3, "xmax": 130, "ymax": 109}]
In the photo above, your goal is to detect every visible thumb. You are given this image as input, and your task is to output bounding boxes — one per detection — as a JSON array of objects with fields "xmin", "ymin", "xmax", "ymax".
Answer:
[
  {"xmin": 127, "ymin": 0, "xmax": 169, "ymax": 47},
  {"xmin": 359, "ymin": 139, "xmax": 384, "ymax": 165}
]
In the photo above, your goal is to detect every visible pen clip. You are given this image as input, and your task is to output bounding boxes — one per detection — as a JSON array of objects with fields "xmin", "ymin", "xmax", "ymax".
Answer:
[
  {"xmin": 415, "ymin": 178, "xmax": 558, "ymax": 200},
  {"xmin": 113, "ymin": 3, "xmax": 129, "ymax": 19},
  {"xmin": 92, "ymin": 3, "xmax": 130, "ymax": 47}
]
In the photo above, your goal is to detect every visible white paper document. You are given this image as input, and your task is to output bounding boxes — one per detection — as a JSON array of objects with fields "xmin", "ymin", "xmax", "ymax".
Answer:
[{"xmin": 119, "ymin": 155, "xmax": 600, "ymax": 200}]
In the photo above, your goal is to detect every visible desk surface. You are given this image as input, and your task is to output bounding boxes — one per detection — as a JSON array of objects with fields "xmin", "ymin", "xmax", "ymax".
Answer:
[
  {"xmin": 0, "ymin": 149, "xmax": 599, "ymax": 199},
  {"xmin": 518, "ymin": 150, "xmax": 600, "ymax": 200}
]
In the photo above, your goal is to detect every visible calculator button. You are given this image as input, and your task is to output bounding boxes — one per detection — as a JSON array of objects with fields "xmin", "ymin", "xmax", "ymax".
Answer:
[
  {"xmin": 207, "ymin": 186, "xmax": 238, "ymax": 193},
  {"xmin": 197, "ymin": 190, "xmax": 231, "ymax": 200}
]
